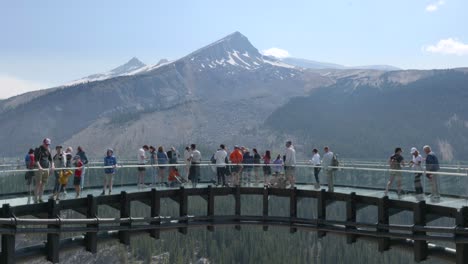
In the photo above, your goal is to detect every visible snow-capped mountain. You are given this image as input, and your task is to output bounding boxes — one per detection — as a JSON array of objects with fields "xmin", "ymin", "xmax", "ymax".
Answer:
[
  {"xmin": 64, "ymin": 57, "xmax": 146, "ymax": 86},
  {"xmin": 0, "ymin": 32, "xmax": 330, "ymax": 156}
]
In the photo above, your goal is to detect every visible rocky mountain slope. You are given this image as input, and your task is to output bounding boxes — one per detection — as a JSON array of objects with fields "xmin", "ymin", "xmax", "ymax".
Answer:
[
  {"xmin": 0, "ymin": 32, "xmax": 330, "ymax": 157},
  {"xmin": 266, "ymin": 68, "xmax": 468, "ymax": 160}
]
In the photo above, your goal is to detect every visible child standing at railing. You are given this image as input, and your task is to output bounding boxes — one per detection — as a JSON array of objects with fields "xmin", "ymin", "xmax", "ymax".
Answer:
[{"xmin": 73, "ymin": 155, "xmax": 83, "ymax": 198}]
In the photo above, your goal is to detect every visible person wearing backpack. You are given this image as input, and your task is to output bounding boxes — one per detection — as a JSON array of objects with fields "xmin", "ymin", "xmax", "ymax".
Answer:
[
  {"xmin": 34, "ymin": 138, "xmax": 54, "ymax": 203},
  {"xmin": 423, "ymin": 145, "xmax": 440, "ymax": 202},
  {"xmin": 322, "ymin": 146, "xmax": 336, "ymax": 192},
  {"xmin": 384, "ymin": 147, "xmax": 406, "ymax": 197}
]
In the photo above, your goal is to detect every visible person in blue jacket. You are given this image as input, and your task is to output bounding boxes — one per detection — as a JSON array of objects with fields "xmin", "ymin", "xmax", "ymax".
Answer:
[{"xmin": 102, "ymin": 148, "xmax": 117, "ymax": 195}]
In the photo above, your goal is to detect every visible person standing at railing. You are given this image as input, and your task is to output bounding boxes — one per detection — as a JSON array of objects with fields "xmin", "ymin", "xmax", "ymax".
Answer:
[
  {"xmin": 385, "ymin": 147, "xmax": 405, "ymax": 197},
  {"xmin": 188, "ymin": 144, "xmax": 202, "ymax": 187},
  {"xmin": 102, "ymin": 148, "xmax": 117, "ymax": 195},
  {"xmin": 51, "ymin": 145, "xmax": 64, "ymax": 200},
  {"xmin": 34, "ymin": 138, "xmax": 54, "ymax": 203},
  {"xmin": 137, "ymin": 145, "xmax": 149, "ymax": 189},
  {"xmin": 262, "ymin": 150, "xmax": 272, "ymax": 187},
  {"xmin": 214, "ymin": 144, "xmax": 228, "ymax": 186},
  {"xmin": 284, "ymin": 141, "xmax": 296, "ymax": 188},
  {"xmin": 310, "ymin": 148, "xmax": 321, "ymax": 189},
  {"xmin": 76, "ymin": 146, "xmax": 89, "ymax": 191},
  {"xmin": 24, "ymin": 148, "xmax": 35, "ymax": 199},
  {"xmin": 423, "ymin": 145, "xmax": 440, "ymax": 202},
  {"xmin": 157, "ymin": 146, "xmax": 169, "ymax": 186},
  {"xmin": 322, "ymin": 146, "xmax": 335, "ymax": 192},
  {"xmin": 73, "ymin": 155, "xmax": 83, "ymax": 198},
  {"xmin": 149, "ymin": 146, "xmax": 158, "ymax": 186},
  {"xmin": 229, "ymin": 146, "xmax": 243, "ymax": 186},
  {"xmin": 242, "ymin": 148, "xmax": 253, "ymax": 185},
  {"xmin": 409, "ymin": 147, "xmax": 424, "ymax": 200},
  {"xmin": 252, "ymin": 148, "xmax": 262, "ymax": 186},
  {"xmin": 273, "ymin": 154, "xmax": 283, "ymax": 177},
  {"xmin": 184, "ymin": 146, "xmax": 191, "ymax": 181}
]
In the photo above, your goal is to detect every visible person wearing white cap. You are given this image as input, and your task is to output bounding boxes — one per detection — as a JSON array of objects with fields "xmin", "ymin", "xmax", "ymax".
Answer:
[
  {"xmin": 34, "ymin": 138, "xmax": 54, "ymax": 203},
  {"xmin": 409, "ymin": 147, "xmax": 424, "ymax": 200}
]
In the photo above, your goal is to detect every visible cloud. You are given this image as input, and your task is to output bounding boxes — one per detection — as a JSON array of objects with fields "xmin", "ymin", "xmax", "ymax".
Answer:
[
  {"xmin": 261, "ymin": 48, "xmax": 290, "ymax": 59},
  {"xmin": 424, "ymin": 38, "xmax": 468, "ymax": 55},
  {"xmin": 0, "ymin": 75, "xmax": 49, "ymax": 99},
  {"xmin": 425, "ymin": 0, "xmax": 445, "ymax": 12}
]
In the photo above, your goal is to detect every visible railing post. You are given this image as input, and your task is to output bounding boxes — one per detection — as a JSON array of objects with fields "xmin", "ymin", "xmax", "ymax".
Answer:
[
  {"xmin": 119, "ymin": 191, "xmax": 131, "ymax": 245},
  {"xmin": 46, "ymin": 199, "xmax": 60, "ymax": 263},
  {"xmin": 456, "ymin": 207, "xmax": 468, "ymax": 264},
  {"xmin": 235, "ymin": 186, "xmax": 241, "ymax": 231},
  {"xmin": 150, "ymin": 188, "xmax": 161, "ymax": 239},
  {"xmin": 317, "ymin": 189, "xmax": 327, "ymax": 238},
  {"xmin": 290, "ymin": 187, "xmax": 297, "ymax": 233},
  {"xmin": 178, "ymin": 187, "xmax": 188, "ymax": 234},
  {"xmin": 1, "ymin": 204, "xmax": 15, "ymax": 264},
  {"xmin": 346, "ymin": 192, "xmax": 357, "ymax": 244},
  {"xmin": 378, "ymin": 196, "xmax": 390, "ymax": 252},
  {"xmin": 207, "ymin": 186, "xmax": 215, "ymax": 232},
  {"xmin": 263, "ymin": 187, "xmax": 269, "ymax": 231},
  {"xmin": 413, "ymin": 201, "xmax": 428, "ymax": 262},
  {"xmin": 85, "ymin": 195, "xmax": 98, "ymax": 253}
]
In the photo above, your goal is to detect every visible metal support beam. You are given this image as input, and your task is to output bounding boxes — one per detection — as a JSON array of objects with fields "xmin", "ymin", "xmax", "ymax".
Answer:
[
  {"xmin": 317, "ymin": 189, "xmax": 326, "ymax": 238},
  {"xmin": 346, "ymin": 192, "xmax": 357, "ymax": 244},
  {"xmin": 378, "ymin": 196, "xmax": 390, "ymax": 252},
  {"xmin": 290, "ymin": 187, "xmax": 297, "ymax": 233},
  {"xmin": 413, "ymin": 201, "xmax": 428, "ymax": 262},
  {"xmin": 46, "ymin": 199, "xmax": 60, "ymax": 263},
  {"xmin": 178, "ymin": 187, "xmax": 188, "ymax": 234},
  {"xmin": 207, "ymin": 186, "xmax": 215, "ymax": 232},
  {"xmin": 150, "ymin": 188, "xmax": 161, "ymax": 239},
  {"xmin": 1, "ymin": 204, "xmax": 15, "ymax": 264},
  {"xmin": 235, "ymin": 186, "xmax": 241, "ymax": 231},
  {"xmin": 85, "ymin": 195, "xmax": 98, "ymax": 253},
  {"xmin": 119, "ymin": 191, "xmax": 131, "ymax": 245},
  {"xmin": 263, "ymin": 187, "xmax": 269, "ymax": 231},
  {"xmin": 456, "ymin": 207, "xmax": 468, "ymax": 264}
]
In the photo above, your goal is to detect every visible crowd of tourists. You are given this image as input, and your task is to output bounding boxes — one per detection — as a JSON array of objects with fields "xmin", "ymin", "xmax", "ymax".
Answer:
[{"xmin": 22, "ymin": 138, "xmax": 441, "ymax": 203}]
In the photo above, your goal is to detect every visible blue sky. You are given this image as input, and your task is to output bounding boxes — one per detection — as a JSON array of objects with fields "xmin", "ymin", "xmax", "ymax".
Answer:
[{"xmin": 0, "ymin": 0, "xmax": 467, "ymax": 98}]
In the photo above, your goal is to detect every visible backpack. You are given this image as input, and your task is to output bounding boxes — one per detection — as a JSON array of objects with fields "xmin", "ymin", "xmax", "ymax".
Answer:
[
  {"xmin": 331, "ymin": 154, "xmax": 339, "ymax": 171},
  {"xmin": 210, "ymin": 154, "xmax": 216, "ymax": 164},
  {"xmin": 25, "ymin": 154, "xmax": 30, "ymax": 168}
]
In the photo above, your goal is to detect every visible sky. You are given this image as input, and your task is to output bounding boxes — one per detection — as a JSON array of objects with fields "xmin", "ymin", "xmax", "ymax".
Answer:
[{"xmin": 0, "ymin": 0, "xmax": 467, "ymax": 98}]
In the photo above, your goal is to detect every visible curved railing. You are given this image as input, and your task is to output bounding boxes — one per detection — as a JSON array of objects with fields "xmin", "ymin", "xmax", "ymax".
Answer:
[{"xmin": 1, "ymin": 186, "xmax": 468, "ymax": 263}]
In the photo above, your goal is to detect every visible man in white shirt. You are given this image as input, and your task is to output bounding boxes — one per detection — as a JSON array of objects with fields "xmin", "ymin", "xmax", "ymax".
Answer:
[
  {"xmin": 409, "ymin": 147, "xmax": 424, "ymax": 200},
  {"xmin": 189, "ymin": 144, "xmax": 202, "ymax": 187},
  {"xmin": 310, "ymin": 148, "xmax": 321, "ymax": 189},
  {"xmin": 214, "ymin": 144, "xmax": 228, "ymax": 186},
  {"xmin": 137, "ymin": 145, "xmax": 149, "ymax": 189},
  {"xmin": 284, "ymin": 141, "xmax": 296, "ymax": 188},
  {"xmin": 322, "ymin": 146, "xmax": 335, "ymax": 192}
]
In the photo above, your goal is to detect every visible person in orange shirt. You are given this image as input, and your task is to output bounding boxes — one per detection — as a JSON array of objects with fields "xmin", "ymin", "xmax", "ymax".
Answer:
[
  {"xmin": 229, "ymin": 145, "xmax": 243, "ymax": 186},
  {"xmin": 168, "ymin": 167, "xmax": 181, "ymax": 187}
]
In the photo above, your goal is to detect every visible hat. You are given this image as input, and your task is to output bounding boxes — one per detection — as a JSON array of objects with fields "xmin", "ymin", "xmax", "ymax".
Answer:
[
  {"xmin": 410, "ymin": 147, "xmax": 418, "ymax": 154},
  {"xmin": 43, "ymin": 138, "xmax": 51, "ymax": 145}
]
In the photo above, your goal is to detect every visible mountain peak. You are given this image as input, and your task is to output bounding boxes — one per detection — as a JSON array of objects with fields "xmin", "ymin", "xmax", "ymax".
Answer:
[
  {"xmin": 184, "ymin": 32, "xmax": 261, "ymax": 62},
  {"xmin": 110, "ymin": 57, "xmax": 146, "ymax": 75}
]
